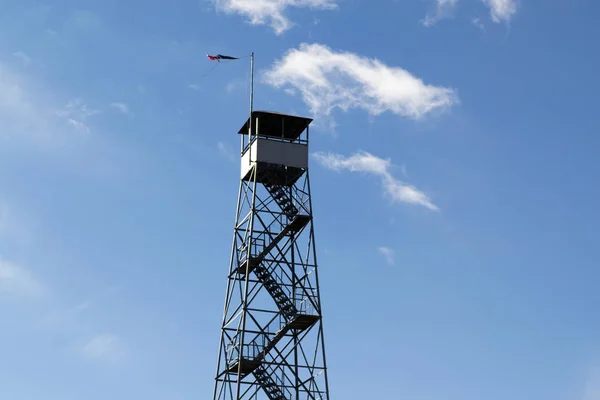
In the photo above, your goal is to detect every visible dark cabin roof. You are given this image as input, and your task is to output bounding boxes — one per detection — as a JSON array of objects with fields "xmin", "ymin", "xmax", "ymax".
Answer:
[{"xmin": 238, "ymin": 111, "xmax": 313, "ymax": 141}]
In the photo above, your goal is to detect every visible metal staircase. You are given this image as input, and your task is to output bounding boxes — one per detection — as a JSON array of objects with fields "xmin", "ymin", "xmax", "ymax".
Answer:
[
  {"xmin": 253, "ymin": 320, "xmax": 296, "ymax": 363},
  {"xmin": 227, "ymin": 167, "xmax": 319, "ymax": 399},
  {"xmin": 263, "ymin": 182, "xmax": 298, "ymax": 218},
  {"xmin": 253, "ymin": 365, "xmax": 289, "ymax": 400},
  {"xmin": 235, "ymin": 169, "xmax": 310, "ymax": 276},
  {"xmin": 254, "ymin": 264, "xmax": 298, "ymax": 320}
]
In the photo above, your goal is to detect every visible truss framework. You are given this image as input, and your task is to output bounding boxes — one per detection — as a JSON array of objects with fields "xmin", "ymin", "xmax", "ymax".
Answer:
[{"xmin": 212, "ymin": 157, "xmax": 330, "ymax": 400}]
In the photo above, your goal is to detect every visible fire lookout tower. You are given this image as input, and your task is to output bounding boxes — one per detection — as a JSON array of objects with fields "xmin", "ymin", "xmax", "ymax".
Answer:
[{"xmin": 212, "ymin": 111, "xmax": 331, "ymax": 400}]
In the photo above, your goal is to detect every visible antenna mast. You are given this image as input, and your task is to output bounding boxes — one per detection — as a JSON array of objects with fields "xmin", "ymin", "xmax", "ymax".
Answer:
[
  {"xmin": 243, "ymin": 52, "xmax": 255, "ymax": 154},
  {"xmin": 250, "ymin": 51, "xmax": 254, "ymax": 118}
]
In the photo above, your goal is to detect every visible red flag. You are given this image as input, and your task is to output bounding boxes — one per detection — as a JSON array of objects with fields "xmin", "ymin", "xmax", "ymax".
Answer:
[{"xmin": 206, "ymin": 53, "xmax": 240, "ymax": 62}]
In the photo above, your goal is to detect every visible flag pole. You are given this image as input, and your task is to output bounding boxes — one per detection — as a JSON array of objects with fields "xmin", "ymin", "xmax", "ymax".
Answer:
[
  {"xmin": 250, "ymin": 51, "xmax": 254, "ymax": 122},
  {"xmin": 246, "ymin": 51, "xmax": 254, "ymax": 163}
]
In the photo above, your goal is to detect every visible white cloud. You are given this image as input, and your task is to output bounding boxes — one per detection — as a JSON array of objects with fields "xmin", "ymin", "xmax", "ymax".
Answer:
[
  {"xmin": 189, "ymin": 83, "xmax": 201, "ymax": 90},
  {"xmin": 0, "ymin": 258, "xmax": 42, "ymax": 297},
  {"xmin": 378, "ymin": 247, "xmax": 395, "ymax": 265},
  {"xmin": 67, "ymin": 118, "xmax": 90, "ymax": 133},
  {"xmin": 0, "ymin": 62, "xmax": 130, "ymax": 182},
  {"xmin": 0, "ymin": 63, "xmax": 36, "ymax": 122},
  {"xmin": 483, "ymin": 0, "xmax": 517, "ymax": 23},
  {"xmin": 225, "ymin": 80, "xmax": 245, "ymax": 94},
  {"xmin": 263, "ymin": 43, "xmax": 458, "ymax": 124},
  {"xmin": 0, "ymin": 202, "xmax": 8, "ymax": 234},
  {"xmin": 217, "ymin": 141, "xmax": 235, "ymax": 162},
  {"xmin": 56, "ymin": 98, "xmax": 99, "ymax": 119},
  {"xmin": 313, "ymin": 151, "xmax": 439, "ymax": 211},
  {"xmin": 583, "ymin": 367, "xmax": 600, "ymax": 400},
  {"xmin": 81, "ymin": 334, "xmax": 126, "ymax": 362},
  {"xmin": 472, "ymin": 17, "xmax": 486, "ymax": 31},
  {"xmin": 0, "ymin": 199, "xmax": 34, "ymax": 249},
  {"xmin": 110, "ymin": 102, "xmax": 130, "ymax": 114},
  {"xmin": 39, "ymin": 284, "xmax": 124, "ymax": 334},
  {"xmin": 422, "ymin": 0, "xmax": 459, "ymax": 27},
  {"xmin": 12, "ymin": 52, "xmax": 31, "ymax": 67},
  {"xmin": 52, "ymin": 98, "xmax": 99, "ymax": 136},
  {"xmin": 213, "ymin": 0, "xmax": 338, "ymax": 35}
]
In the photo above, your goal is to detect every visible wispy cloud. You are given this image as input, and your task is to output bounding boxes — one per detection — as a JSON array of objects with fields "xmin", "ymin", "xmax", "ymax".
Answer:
[
  {"xmin": 0, "ymin": 257, "xmax": 43, "ymax": 298},
  {"xmin": 422, "ymin": 0, "xmax": 459, "ymax": 27},
  {"xmin": 52, "ymin": 98, "xmax": 100, "ymax": 136},
  {"xmin": 483, "ymin": 0, "xmax": 517, "ymax": 23},
  {"xmin": 225, "ymin": 80, "xmax": 245, "ymax": 94},
  {"xmin": 472, "ymin": 17, "xmax": 486, "ymax": 31},
  {"xmin": 313, "ymin": 151, "xmax": 439, "ymax": 211},
  {"xmin": 0, "ymin": 62, "xmax": 100, "ymax": 146},
  {"xmin": 378, "ymin": 247, "xmax": 395, "ymax": 265},
  {"xmin": 110, "ymin": 102, "xmax": 130, "ymax": 115},
  {"xmin": 0, "ymin": 62, "xmax": 132, "ymax": 185},
  {"xmin": 188, "ymin": 83, "xmax": 201, "ymax": 91},
  {"xmin": 213, "ymin": 0, "xmax": 338, "ymax": 35},
  {"xmin": 0, "ymin": 201, "xmax": 9, "ymax": 236},
  {"xmin": 583, "ymin": 366, "xmax": 600, "ymax": 400},
  {"xmin": 217, "ymin": 141, "xmax": 235, "ymax": 162},
  {"xmin": 12, "ymin": 51, "xmax": 31, "ymax": 67},
  {"xmin": 264, "ymin": 43, "xmax": 458, "ymax": 126},
  {"xmin": 0, "ymin": 199, "xmax": 33, "ymax": 247},
  {"xmin": 0, "ymin": 63, "xmax": 37, "ymax": 123},
  {"xmin": 38, "ymin": 283, "xmax": 125, "ymax": 337},
  {"xmin": 421, "ymin": 0, "xmax": 516, "ymax": 27},
  {"xmin": 67, "ymin": 118, "xmax": 90, "ymax": 134},
  {"xmin": 58, "ymin": 98, "xmax": 99, "ymax": 118},
  {"xmin": 81, "ymin": 334, "xmax": 126, "ymax": 362}
]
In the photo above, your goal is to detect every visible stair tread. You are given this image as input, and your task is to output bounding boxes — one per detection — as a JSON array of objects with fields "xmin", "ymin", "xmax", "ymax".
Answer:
[{"xmin": 253, "ymin": 366, "xmax": 288, "ymax": 400}]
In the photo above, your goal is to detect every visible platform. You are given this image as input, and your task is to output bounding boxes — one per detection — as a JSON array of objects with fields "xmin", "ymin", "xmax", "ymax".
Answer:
[
  {"xmin": 287, "ymin": 313, "xmax": 320, "ymax": 330},
  {"xmin": 234, "ymin": 214, "xmax": 311, "ymax": 276},
  {"xmin": 226, "ymin": 314, "xmax": 320, "ymax": 377},
  {"xmin": 227, "ymin": 358, "xmax": 261, "ymax": 375},
  {"xmin": 235, "ymin": 257, "xmax": 260, "ymax": 276},
  {"xmin": 287, "ymin": 214, "xmax": 311, "ymax": 232},
  {"xmin": 242, "ymin": 162, "xmax": 305, "ymax": 186}
]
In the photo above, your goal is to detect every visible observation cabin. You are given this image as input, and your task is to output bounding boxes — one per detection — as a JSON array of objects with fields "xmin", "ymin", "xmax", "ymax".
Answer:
[{"xmin": 239, "ymin": 110, "xmax": 312, "ymax": 187}]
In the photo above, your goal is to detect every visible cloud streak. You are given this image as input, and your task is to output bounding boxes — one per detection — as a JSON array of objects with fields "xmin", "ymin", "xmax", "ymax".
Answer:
[
  {"xmin": 213, "ymin": 0, "xmax": 338, "ymax": 35},
  {"xmin": 12, "ymin": 51, "xmax": 31, "ymax": 67},
  {"xmin": 313, "ymin": 151, "xmax": 439, "ymax": 211},
  {"xmin": 264, "ymin": 43, "xmax": 458, "ymax": 125},
  {"xmin": 217, "ymin": 141, "xmax": 235, "ymax": 162},
  {"xmin": 421, "ymin": 0, "xmax": 517, "ymax": 27},
  {"xmin": 67, "ymin": 118, "xmax": 90, "ymax": 134},
  {"xmin": 0, "ymin": 62, "xmax": 133, "ymax": 183},
  {"xmin": 483, "ymin": 0, "xmax": 517, "ymax": 23},
  {"xmin": 422, "ymin": 0, "xmax": 459, "ymax": 27},
  {"xmin": 55, "ymin": 98, "xmax": 99, "ymax": 134},
  {"xmin": 583, "ymin": 366, "xmax": 600, "ymax": 400},
  {"xmin": 0, "ymin": 258, "xmax": 43, "ymax": 298},
  {"xmin": 110, "ymin": 102, "xmax": 130, "ymax": 115},
  {"xmin": 0, "ymin": 63, "xmax": 100, "ymax": 148},
  {"xmin": 81, "ymin": 334, "xmax": 126, "ymax": 362},
  {"xmin": 0, "ymin": 199, "xmax": 32, "ymax": 246},
  {"xmin": 472, "ymin": 17, "xmax": 486, "ymax": 31},
  {"xmin": 378, "ymin": 247, "xmax": 395, "ymax": 265}
]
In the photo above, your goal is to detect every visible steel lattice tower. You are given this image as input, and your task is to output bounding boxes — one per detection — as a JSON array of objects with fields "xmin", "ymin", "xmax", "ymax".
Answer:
[{"xmin": 212, "ymin": 110, "xmax": 330, "ymax": 400}]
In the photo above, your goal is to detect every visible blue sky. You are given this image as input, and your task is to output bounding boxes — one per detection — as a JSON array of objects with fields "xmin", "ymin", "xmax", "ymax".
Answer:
[{"xmin": 1, "ymin": 0, "xmax": 600, "ymax": 399}]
